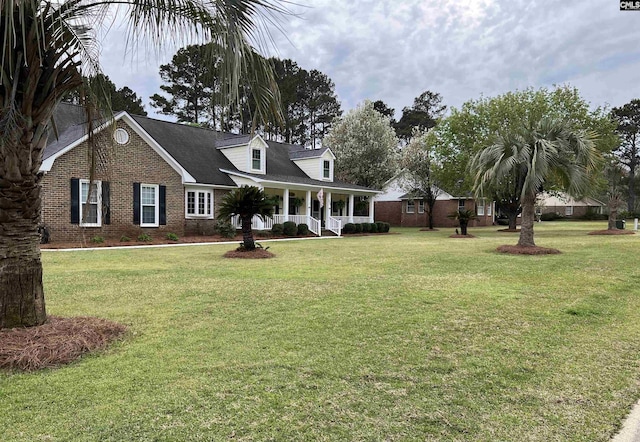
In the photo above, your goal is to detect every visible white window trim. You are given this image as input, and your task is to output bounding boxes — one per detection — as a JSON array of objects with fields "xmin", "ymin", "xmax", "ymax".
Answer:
[
  {"xmin": 321, "ymin": 159, "xmax": 333, "ymax": 181},
  {"xmin": 565, "ymin": 206, "xmax": 574, "ymax": 216},
  {"xmin": 406, "ymin": 200, "xmax": 415, "ymax": 214},
  {"xmin": 458, "ymin": 199, "xmax": 466, "ymax": 211},
  {"xmin": 185, "ymin": 188, "xmax": 214, "ymax": 219},
  {"xmin": 418, "ymin": 200, "xmax": 425, "ymax": 214},
  {"xmin": 140, "ymin": 183, "xmax": 159, "ymax": 227},
  {"xmin": 80, "ymin": 179, "xmax": 102, "ymax": 227},
  {"xmin": 477, "ymin": 203, "xmax": 485, "ymax": 216},
  {"xmin": 249, "ymin": 147, "xmax": 265, "ymax": 173},
  {"xmin": 487, "ymin": 203, "xmax": 492, "ymax": 216}
]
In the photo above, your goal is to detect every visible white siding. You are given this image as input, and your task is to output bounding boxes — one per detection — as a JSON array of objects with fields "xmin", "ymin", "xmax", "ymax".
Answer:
[
  {"xmin": 293, "ymin": 158, "xmax": 321, "ymax": 180},
  {"xmin": 220, "ymin": 146, "xmax": 249, "ymax": 172}
]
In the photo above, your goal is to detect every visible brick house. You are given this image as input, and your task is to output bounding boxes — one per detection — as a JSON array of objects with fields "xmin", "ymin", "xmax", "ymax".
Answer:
[
  {"xmin": 373, "ymin": 173, "xmax": 495, "ymax": 228},
  {"xmin": 537, "ymin": 192, "xmax": 605, "ymax": 218},
  {"xmin": 40, "ymin": 104, "xmax": 379, "ymax": 242}
]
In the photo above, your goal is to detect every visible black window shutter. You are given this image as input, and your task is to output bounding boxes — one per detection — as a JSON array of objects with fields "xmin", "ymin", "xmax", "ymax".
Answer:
[
  {"xmin": 133, "ymin": 183, "xmax": 141, "ymax": 225},
  {"xmin": 102, "ymin": 181, "xmax": 111, "ymax": 225},
  {"xmin": 70, "ymin": 178, "xmax": 80, "ymax": 224},
  {"xmin": 159, "ymin": 185, "xmax": 167, "ymax": 225}
]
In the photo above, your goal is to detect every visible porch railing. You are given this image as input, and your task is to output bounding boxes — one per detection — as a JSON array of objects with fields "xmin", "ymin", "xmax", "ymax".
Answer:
[
  {"xmin": 231, "ymin": 214, "xmax": 321, "ymax": 236},
  {"xmin": 327, "ymin": 216, "xmax": 342, "ymax": 237},
  {"xmin": 333, "ymin": 216, "xmax": 373, "ymax": 224}
]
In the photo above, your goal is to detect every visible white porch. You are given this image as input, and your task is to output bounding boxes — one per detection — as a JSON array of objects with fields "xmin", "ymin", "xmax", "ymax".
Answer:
[{"xmin": 231, "ymin": 187, "xmax": 375, "ymax": 237}]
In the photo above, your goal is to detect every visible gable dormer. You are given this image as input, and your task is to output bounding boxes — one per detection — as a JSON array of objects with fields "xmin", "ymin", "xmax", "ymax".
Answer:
[
  {"xmin": 290, "ymin": 147, "xmax": 336, "ymax": 181},
  {"xmin": 216, "ymin": 134, "xmax": 268, "ymax": 175}
]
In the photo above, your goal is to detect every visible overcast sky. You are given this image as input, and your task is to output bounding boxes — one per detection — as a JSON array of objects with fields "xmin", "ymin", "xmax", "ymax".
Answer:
[{"xmin": 101, "ymin": 0, "xmax": 640, "ymax": 121}]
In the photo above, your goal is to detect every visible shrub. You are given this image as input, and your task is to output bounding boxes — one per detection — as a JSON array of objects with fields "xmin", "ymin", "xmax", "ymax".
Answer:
[
  {"xmin": 255, "ymin": 230, "xmax": 271, "ymax": 238},
  {"xmin": 90, "ymin": 236, "xmax": 104, "ymax": 244},
  {"xmin": 376, "ymin": 222, "xmax": 385, "ymax": 232},
  {"xmin": 540, "ymin": 212, "xmax": 563, "ymax": 221},
  {"xmin": 496, "ymin": 218, "xmax": 510, "ymax": 226},
  {"xmin": 369, "ymin": 223, "xmax": 378, "ymax": 233},
  {"xmin": 283, "ymin": 221, "xmax": 297, "ymax": 237},
  {"xmin": 383, "ymin": 222, "xmax": 391, "ymax": 233},
  {"xmin": 297, "ymin": 223, "xmax": 309, "ymax": 236},
  {"xmin": 166, "ymin": 233, "xmax": 179, "ymax": 241},
  {"xmin": 214, "ymin": 219, "xmax": 237, "ymax": 238},
  {"xmin": 354, "ymin": 223, "xmax": 362, "ymax": 233},
  {"xmin": 343, "ymin": 223, "xmax": 356, "ymax": 234},
  {"xmin": 361, "ymin": 223, "xmax": 371, "ymax": 233},
  {"xmin": 137, "ymin": 233, "xmax": 152, "ymax": 242},
  {"xmin": 120, "ymin": 235, "xmax": 131, "ymax": 242},
  {"xmin": 271, "ymin": 223, "xmax": 284, "ymax": 235}
]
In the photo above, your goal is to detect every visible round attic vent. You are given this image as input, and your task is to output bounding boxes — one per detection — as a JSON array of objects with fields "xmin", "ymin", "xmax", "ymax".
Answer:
[{"xmin": 114, "ymin": 128, "xmax": 130, "ymax": 145}]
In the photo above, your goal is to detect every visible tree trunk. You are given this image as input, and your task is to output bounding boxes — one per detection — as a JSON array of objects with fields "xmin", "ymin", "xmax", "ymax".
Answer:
[
  {"xmin": 608, "ymin": 211, "xmax": 618, "ymax": 230},
  {"xmin": 517, "ymin": 193, "xmax": 536, "ymax": 247},
  {"xmin": 460, "ymin": 220, "xmax": 468, "ymax": 235},
  {"xmin": 427, "ymin": 200, "xmax": 436, "ymax": 229},
  {"xmin": 0, "ymin": 174, "xmax": 47, "ymax": 328},
  {"xmin": 508, "ymin": 214, "xmax": 518, "ymax": 230},
  {"xmin": 241, "ymin": 216, "xmax": 255, "ymax": 250}
]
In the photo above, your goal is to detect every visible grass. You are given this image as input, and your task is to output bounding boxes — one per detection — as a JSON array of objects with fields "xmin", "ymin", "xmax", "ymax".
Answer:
[{"xmin": 2, "ymin": 221, "xmax": 640, "ymax": 441}]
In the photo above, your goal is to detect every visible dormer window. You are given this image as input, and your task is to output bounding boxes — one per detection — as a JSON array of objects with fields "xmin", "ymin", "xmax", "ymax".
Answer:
[
  {"xmin": 323, "ymin": 160, "xmax": 331, "ymax": 179},
  {"xmin": 252, "ymin": 149, "xmax": 261, "ymax": 170}
]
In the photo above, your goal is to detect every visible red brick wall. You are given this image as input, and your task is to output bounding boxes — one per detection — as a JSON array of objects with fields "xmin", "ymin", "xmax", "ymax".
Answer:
[
  {"xmin": 375, "ymin": 199, "xmax": 495, "ymax": 228},
  {"xmin": 41, "ymin": 120, "xmax": 184, "ymax": 242}
]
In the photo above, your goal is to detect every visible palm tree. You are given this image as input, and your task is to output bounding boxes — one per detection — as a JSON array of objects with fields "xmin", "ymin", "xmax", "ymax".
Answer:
[
  {"xmin": 217, "ymin": 186, "xmax": 274, "ymax": 251},
  {"xmin": 447, "ymin": 209, "xmax": 477, "ymax": 235},
  {"xmin": 0, "ymin": 0, "xmax": 284, "ymax": 328},
  {"xmin": 472, "ymin": 117, "xmax": 599, "ymax": 247}
]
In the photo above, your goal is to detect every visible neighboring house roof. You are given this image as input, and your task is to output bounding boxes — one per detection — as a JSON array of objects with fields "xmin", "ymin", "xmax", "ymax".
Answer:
[
  {"xmin": 374, "ymin": 172, "xmax": 459, "ymax": 202},
  {"xmin": 42, "ymin": 103, "xmax": 378, "ymax": 193},
  {"xmin": 539, "ymin": 192, "xmax": 605, "ymax": 207},
  {"xmin": 398, "ymin": 192, "xmax": 459, "ymax": 201}
]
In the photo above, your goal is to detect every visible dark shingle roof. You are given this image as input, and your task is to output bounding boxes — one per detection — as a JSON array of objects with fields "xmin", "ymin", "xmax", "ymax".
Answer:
[
  {"xmin": 289, "ymin": 146, "xmax": 330, "ymax": 160},
  {"xmin": 46, "ymin": 105, "xmax": 378, "ymax": 192}
]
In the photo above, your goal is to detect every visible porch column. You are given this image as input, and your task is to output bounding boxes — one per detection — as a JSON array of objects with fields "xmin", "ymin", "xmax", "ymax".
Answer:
[
  {"xmin": 368, "ymin": 196, "xmax": 374, "ymax": 222},
  {"xmin": 348, "ymin": 194, "xmax": 354, "ymax": 223},
  {"xmin": 283, "ymin": 188, "xmax": 290, "ymax": 221},
  {"xmin": 325, "ymin": 192, "xmax": 332, "ymax": 225},
  {"xmin": 306, "ymin": 190, "xmax": 312, "ymax": 217}
]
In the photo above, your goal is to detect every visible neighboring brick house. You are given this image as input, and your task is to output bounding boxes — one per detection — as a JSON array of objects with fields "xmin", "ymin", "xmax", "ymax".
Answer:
[
  {"xmin": 40, "ymin": 104, "xmax": 379, "ymax": 242},
  {"xmin": 537, "ymin": 192, "xmax": 605, "ymax": 218},
  {"xmin": 373, "ymin": 173, "xmax": 495, "ymax": 228}
]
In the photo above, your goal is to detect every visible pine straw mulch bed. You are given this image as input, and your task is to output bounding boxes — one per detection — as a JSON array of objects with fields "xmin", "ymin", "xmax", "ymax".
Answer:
[
  {"xmin": 588, "ymin": 229, "xmax": 636, "ymax": 236},
  {"xmin": 496, "ymin": 245, "xmax": 561, "ymax": 255},
  {"xmin": 223, "ymin": 248, "xmax": 275, "ymax": 259},
  {"xmin": 0, "ymin": 316, "xmax": 127, "ymax": 372},
  {"xmin": 449, "ymin": 234, "xmax": 476, "ymax": 238}
]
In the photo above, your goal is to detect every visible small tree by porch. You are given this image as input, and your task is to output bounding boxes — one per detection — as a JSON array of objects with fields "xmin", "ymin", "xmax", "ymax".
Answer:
[{"xmin": 218, "ymin": 186, "xmax": 274, "ymax": 251}]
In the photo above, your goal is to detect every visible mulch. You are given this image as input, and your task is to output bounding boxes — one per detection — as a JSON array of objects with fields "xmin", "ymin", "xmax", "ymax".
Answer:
[
  {"xmin": 449, "ymin": 234, "xmax": 476, "ymax": 238},
  {"xmin": 223, "ymin": 248, "xmax": 275, "ymax": 259},
  {"xmin": 0, "ymin": 316, "xmax": 127, "ymax": 372},
  {"xmin": 588, "ymin": 229, "xmax": 636, "ymax": 236},
  {"xmin": 496, "ymin": 245, "xmax": 561, "ymax": 255}
]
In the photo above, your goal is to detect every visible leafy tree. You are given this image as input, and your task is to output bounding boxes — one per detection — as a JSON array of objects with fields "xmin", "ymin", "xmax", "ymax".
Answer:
[
  {"xmin": 324, "ymin": 100, "xmax": 399, "ymax": 189},
  {"xmin": 64, "ymin": 74, "xmax": 147, "ymax": 115},
  {"xmin": 217, "ymin": 186, "xmax": 274, "ymax": 251},
  {"xmin": 432, "ymin": 86, "xmax": 617, "ymax": 230},
  {"xmin": 610, "ymin": 99, "xmax": 640, "ymax": 213},
  {"xmin": 400, "ymin": 128, "xmax": 444, "ymax": 229},
  {"xmin": 473, "ymin": 117, "xmax": 599, "ymax": 247},
  {"xmin": 150, "ymin": 44, "xmax": 216, "ymax": 125},
  {"xmin": 373, "ymin": 100, "xmax": 395, "ymax": 123},
  {"xmin": 0, "ymin": 0, "xmax": 284, "ymax": 328},
  {"xmin": 394, "ymin": 90, "xmax": 446, "ymax": 143}
]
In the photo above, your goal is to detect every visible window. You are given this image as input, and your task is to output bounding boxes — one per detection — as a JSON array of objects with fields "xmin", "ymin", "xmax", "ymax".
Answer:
[
  {"xmin": 407, "ymin": 200, "xmax": 415, "ymax": 213},
  {"xmin": 487, "ymin": 203, "xmax": 492, "ymax": 216},
  {"xmin": 252, "ymin": 149, "xmax": 261, "ymax": 170},
  {"xmin": 418, "ymin": 200, "xmax": 425, "ymax": 214},
  {"xmin": 186, "ymin": 190, "xmax": 213, "ymax": 218},
  {"xmin": 141, "ymin": 184, "xmax": 159, "ymax": 226},
  {"xmin": 114, "ymin": 128, "xmax": 130, "ymax": 145},
  {"xmin": 323, "ymin": 160, "xmax": 331, "ymax": 179},
  {"xmin": 477, "ymin": 203, "xmax": 485, "ymax": 216},
  {"xmin": 565, "ymin": 206, "xmax": 573, "ymax": 216},
  {"xmin": 80, "ymin": 179, "xmax": 101, "ymax": 226},
  {"xmin": 458, "ymin": 199, "xmax": 466, "ymax": 211}
]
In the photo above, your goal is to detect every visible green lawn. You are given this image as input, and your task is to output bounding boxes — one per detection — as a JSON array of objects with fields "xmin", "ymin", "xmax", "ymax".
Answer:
[{"xmin": 2, "ymin": 222, "xmax": 640, "ymax": 441}]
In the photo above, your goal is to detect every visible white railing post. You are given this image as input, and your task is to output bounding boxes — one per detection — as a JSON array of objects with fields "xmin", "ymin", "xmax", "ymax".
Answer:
[
  {"xmin": 306, "ymin": 190, "xmax": 312, "ymax": 217},
  {"xmin": 325, "ymin": 192, "xmax": 332, "ymax": 228}
]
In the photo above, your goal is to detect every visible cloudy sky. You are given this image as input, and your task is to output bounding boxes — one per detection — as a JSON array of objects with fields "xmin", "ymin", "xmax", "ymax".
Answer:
[{"xmin": 101, "ymin": 0, "xmax": 640, "ymax": 121}]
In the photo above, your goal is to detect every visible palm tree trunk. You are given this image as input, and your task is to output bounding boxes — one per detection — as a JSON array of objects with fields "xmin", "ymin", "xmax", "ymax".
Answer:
[
  {"xmin": 517, "ymin": 193, "xmax": 536, "ymax": 247},
  {"xmin": 0, "ymin": 172, "xmax": 47, "ymax": 328},
  {"xmin": 241, "ymin": 216, "xmax": 255, "ymax": 250},
  {"xmin": 460, "ymin": 220, "xmax": 468, "ymax": 235}
]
